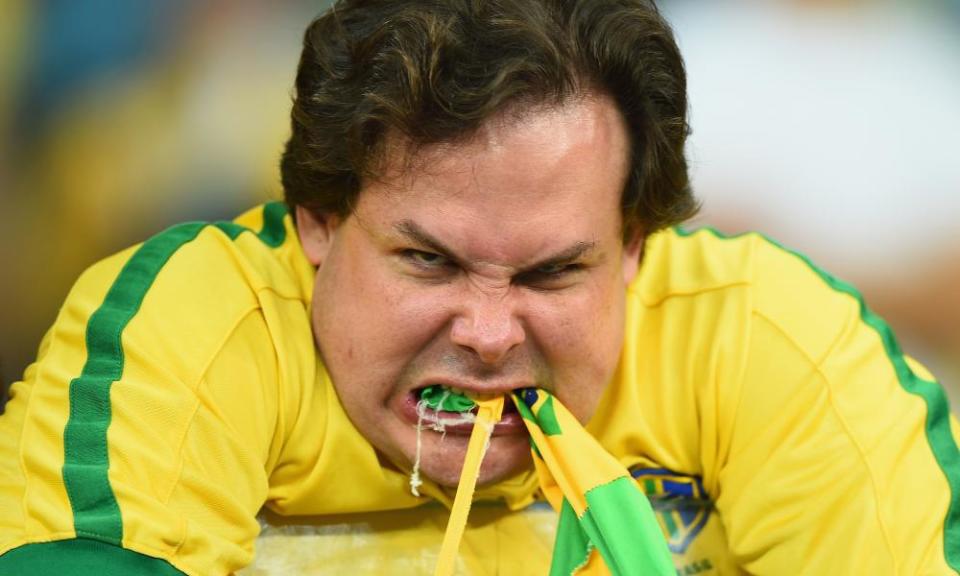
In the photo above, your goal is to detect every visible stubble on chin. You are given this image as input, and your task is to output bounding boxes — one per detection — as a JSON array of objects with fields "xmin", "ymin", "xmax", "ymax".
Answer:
[{"xmin": 409, "ymin": 433, "xmax": 533, "ymax": 489}]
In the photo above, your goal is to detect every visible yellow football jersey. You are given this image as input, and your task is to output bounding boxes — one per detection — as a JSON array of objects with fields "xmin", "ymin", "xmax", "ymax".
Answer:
[{"xmin": 0, "ymin": 203, "xmax": 956, "ymax": 575}]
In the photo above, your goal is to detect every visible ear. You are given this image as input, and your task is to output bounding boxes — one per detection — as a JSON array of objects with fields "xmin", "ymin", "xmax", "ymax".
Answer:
[
  {"xmin": 296, "ymin": 205, "xmax": 341, "ymax": 266},
  {"xmin": 621, "ymin": 231, "xmax": 645, "ymax": 286}
]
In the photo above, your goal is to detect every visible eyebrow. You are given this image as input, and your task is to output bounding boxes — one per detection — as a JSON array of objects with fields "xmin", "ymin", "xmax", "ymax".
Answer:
[
  {"xmin": 393, "ymin": 219, "xmax": 598, "ymax": 272},
  {"xmin": 395, "ymin": 220, "xmax": 455, "ymax": 259}
]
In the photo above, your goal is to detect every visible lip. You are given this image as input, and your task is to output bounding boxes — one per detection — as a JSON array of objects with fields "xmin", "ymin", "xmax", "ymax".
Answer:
[{"xmin": 399, "ymin": 388, "xmax": 527, "ymax": 436}]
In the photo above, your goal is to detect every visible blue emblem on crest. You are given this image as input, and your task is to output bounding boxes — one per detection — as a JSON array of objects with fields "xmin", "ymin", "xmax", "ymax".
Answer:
[{"xmin": 631, "ymin": 468, "xmax": 711, "ymax": 554}]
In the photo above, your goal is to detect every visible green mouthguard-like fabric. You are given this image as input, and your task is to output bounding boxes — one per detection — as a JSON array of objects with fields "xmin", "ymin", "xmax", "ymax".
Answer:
[{"xmin": 419, "ymin": 386, "xmax": 476, "ymax": 413}]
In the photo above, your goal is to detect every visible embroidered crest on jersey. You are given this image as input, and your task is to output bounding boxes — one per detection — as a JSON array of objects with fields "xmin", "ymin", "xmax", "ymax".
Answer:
[{"xmin": 631, "ymin": 468, "xmax": 711, "ymax": 554}]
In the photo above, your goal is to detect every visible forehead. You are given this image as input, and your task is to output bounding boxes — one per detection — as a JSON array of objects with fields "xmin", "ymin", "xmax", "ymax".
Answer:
[
  {"xmin": 378, "ymin": 94, "xmax": 628, "ymax": 193},
  {"xmin": 354, "ymin": 94, "xmax": 631, "ymax": 259}
]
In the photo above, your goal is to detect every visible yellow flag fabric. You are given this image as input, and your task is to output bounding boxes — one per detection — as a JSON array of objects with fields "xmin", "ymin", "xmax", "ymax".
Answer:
[
  {"xmin": 434, "ymin": 395, "xmax": 505, "ymax": 576},
  {"xmin": 513, "ymin": 389, "xmax": 674, "ymax": 575}
]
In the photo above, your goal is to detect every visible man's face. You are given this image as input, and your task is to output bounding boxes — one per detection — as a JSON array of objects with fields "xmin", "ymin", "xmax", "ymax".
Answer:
[{"xmin": 297, "ymin": 94, "xmax": 642, "ymax": 488}]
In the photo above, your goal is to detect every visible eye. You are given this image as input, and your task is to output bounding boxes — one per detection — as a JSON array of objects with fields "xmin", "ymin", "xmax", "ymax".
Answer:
[
  {"xmin": 515, "ymin": 262, "xmax": 584, "ymax": 289},
  {"xmin": 402, "ymin": 249, "xmax": 451, "ymax": 269},
  {"xmin": 536, "ymin": 262, "xmax": 579, "ymax": 276}
]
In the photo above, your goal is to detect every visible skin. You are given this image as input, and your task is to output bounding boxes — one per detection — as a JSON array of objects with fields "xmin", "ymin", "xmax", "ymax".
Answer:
[{"xmin": 296, "ymin": 93, "xmax": 643, "ymax": 488}]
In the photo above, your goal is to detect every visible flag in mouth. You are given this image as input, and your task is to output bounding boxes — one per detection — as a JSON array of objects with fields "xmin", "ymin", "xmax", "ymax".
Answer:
[{"xmin": 416, "ymin": 386, "xmax": 674, "ymax": 576}]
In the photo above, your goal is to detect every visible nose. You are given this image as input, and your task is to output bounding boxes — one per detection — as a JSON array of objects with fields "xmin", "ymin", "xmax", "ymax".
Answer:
[{"xmin": 449, "ymin": 295, "xmax": 526, "ymax": 365}]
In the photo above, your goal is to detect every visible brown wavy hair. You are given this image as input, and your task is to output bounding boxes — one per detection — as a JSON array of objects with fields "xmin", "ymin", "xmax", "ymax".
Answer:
[{"xmin": 281, "ymin": 0, "xmax": 697, "ymax": 239}]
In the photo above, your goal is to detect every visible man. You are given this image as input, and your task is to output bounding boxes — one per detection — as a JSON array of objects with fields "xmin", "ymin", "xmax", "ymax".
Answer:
[{"xmin": 1, "ymin": 0, "xmax": 956, "ymax": 574}]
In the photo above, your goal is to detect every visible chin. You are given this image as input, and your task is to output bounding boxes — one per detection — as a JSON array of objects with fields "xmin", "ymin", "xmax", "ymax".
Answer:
[{"xmin": 418, "ymin": 436, "xmax": 533, "ymax": 489}]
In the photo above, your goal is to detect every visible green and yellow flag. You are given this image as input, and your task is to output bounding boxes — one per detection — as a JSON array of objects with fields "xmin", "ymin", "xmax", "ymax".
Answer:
[
  {"xmin": 513, "ymin": 388, "xmax": 674, "ymax": 576},
  {"xmin": 430, "ymin": 387, "xmax": 673, "ymax": 576}
]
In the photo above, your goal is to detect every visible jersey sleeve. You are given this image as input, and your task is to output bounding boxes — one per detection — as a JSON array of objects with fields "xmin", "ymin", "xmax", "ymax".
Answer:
[
  {"xmin": 0, "ymin": 223, "xmax": 288, "ymax": 576},
  {"xmin": 715, "ymin": 238, "xmax": 960, "ymax": 574}
]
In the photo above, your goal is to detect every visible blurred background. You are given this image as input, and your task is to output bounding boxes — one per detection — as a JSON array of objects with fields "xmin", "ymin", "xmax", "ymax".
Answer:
[{"xmin": 1, "ymin": 0, "xmax": 957, "ymax": 408}]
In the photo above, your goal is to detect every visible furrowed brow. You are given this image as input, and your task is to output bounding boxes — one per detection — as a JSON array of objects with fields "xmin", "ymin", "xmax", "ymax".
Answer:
[
  {"xmin": 394, "ymin": 220, "xmax": 458, "ymax": 259},
  {"xmin": 526, "ymin": 242, "xmax": 597, "ymax": 271},
  {"xmin": 394, "ymin": 219, "xmax": 597, "ymax": 272}
]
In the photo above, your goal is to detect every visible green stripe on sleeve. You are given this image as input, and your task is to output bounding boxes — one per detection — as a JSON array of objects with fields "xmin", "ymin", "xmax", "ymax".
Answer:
[
  {"xmin": 63, "ymin": 222, "xmax": 206, "ymax": 543},
  {"xmin": 257, "ymin": 201, "xmax": 289, "ymax": 247},
  {"xmin": 0, "ymin": 539, "xmax": 186, "ymax": 575},
  {"xmin": 214, "ymin": 201, "xmax": 288, "ymax": 246},
  {"xmin": 676, "ymin": 226, "xmax": 960, "ymax": 572},
  {"xmin": 62, "ymin": 203, "xmax": 290, "ymax": 547}
]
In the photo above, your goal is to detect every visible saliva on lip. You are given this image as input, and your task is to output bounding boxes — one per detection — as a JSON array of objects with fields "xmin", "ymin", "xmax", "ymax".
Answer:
[
  {"xmin": 409, "ymin": 386, "xmax": 516, "ymax": 498},
  {"xmin": 414, "ymin": 385, "xmax": 478, "ymax": 432},
  {"xmin": 409, "ymin": 385, "xmax": 479, "ymax": 498}
]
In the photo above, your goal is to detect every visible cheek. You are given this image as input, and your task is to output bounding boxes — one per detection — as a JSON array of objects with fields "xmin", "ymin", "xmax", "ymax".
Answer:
[
  {"xmin": 314, "ymin": 253, "xmax": 453, "ymax": 378},
  {"xmin": 530, "ymin": 276, "xmax": 624, "ymax": 359},
  {"xmin": 526, "ymin": 278, "xmax": 626, "ymax": 418}
]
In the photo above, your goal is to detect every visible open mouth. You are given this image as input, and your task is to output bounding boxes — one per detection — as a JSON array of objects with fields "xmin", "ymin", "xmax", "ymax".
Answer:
[
  {"xmin": 405, "ymin": 385, "xmax": 523, "ymax": 436},
  {"xmin": 406, "ymin": 385, "xmax": 528, "ymax": 497}
]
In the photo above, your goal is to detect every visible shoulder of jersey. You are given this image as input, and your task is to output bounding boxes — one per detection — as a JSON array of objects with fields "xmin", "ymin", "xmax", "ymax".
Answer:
[{"xmin": 635, "ymin": 226, "xmax": 859, "ymax": 360}]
